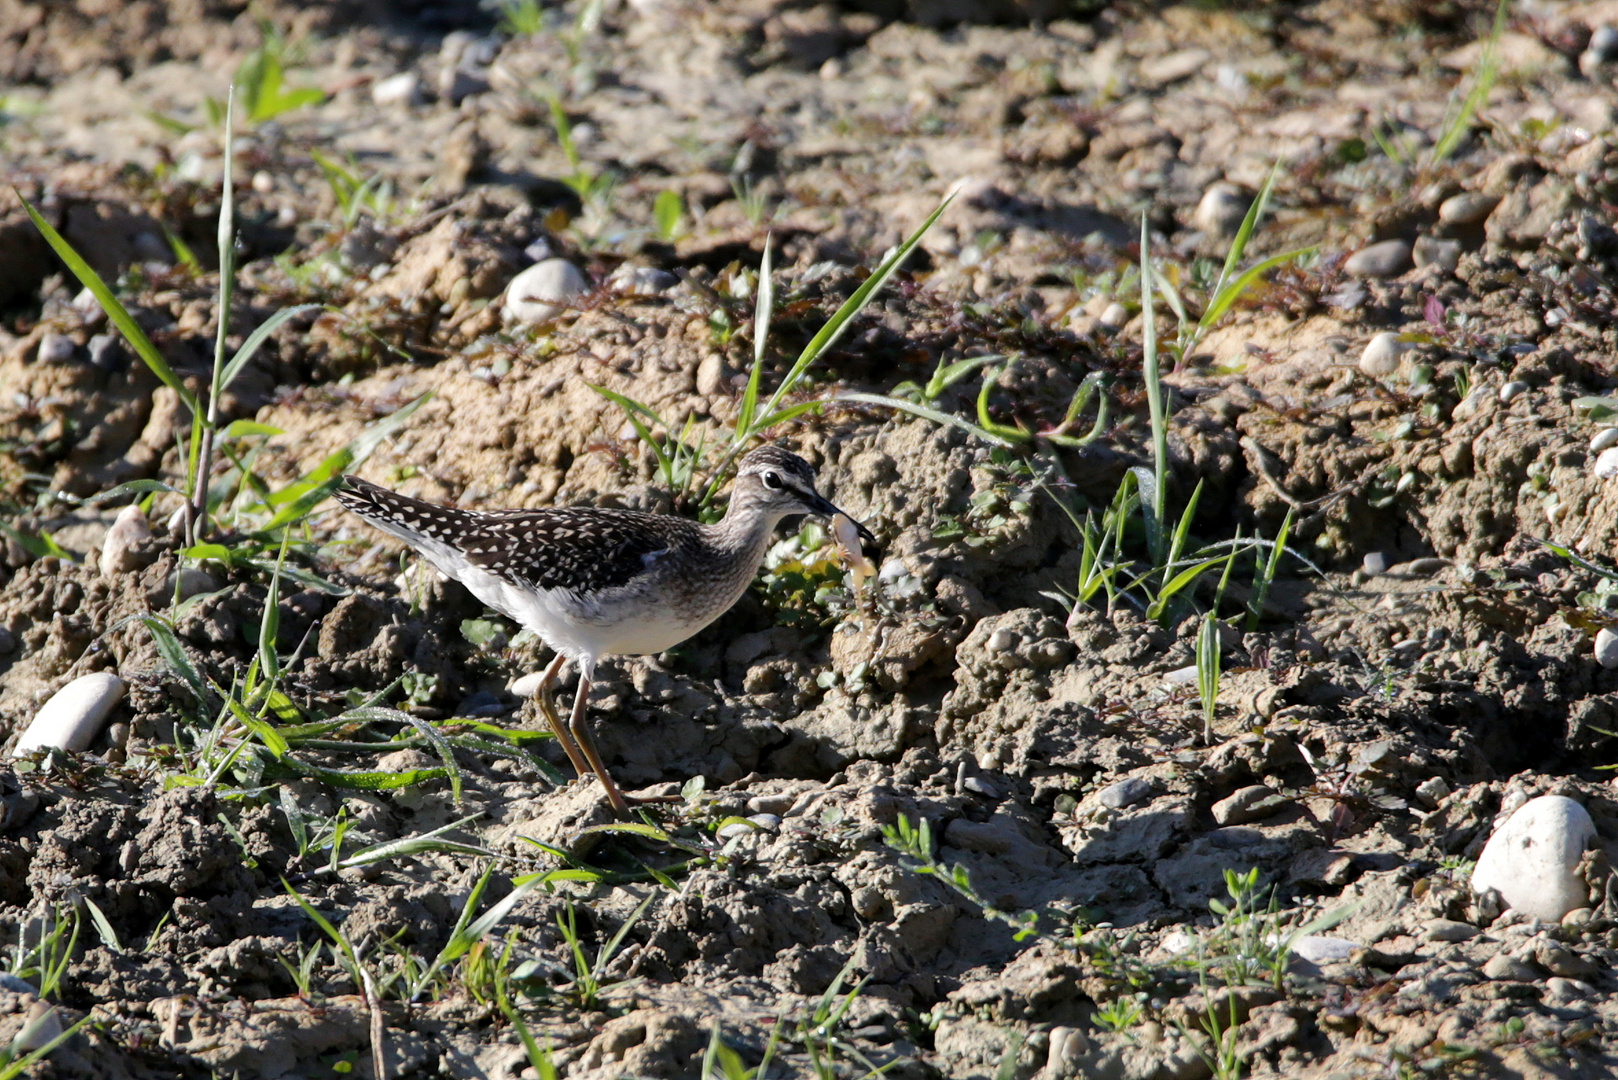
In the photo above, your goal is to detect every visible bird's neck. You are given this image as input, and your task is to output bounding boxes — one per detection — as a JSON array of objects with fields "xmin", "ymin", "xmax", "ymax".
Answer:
[{"xmin": 703, "ymin": 498, "xmax": 781, "ymax": 571}]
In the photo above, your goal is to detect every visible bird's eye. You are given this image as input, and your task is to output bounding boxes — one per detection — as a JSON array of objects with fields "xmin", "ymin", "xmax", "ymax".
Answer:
[{"xmin": 762, "ymin": 471, "xmax": 782, "ymax": 490}]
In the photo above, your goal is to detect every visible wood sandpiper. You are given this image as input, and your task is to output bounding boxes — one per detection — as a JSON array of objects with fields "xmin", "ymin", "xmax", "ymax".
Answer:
[{"xmin": 334, "ymin": 445, "xmax": 876, "ymax": 813}]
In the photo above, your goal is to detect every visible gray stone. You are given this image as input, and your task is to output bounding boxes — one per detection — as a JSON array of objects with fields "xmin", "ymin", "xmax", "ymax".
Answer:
[
  {"xmin": 437, "ymin": 66, "xmax": 489, "ymax": 106},
  {"xmin": 1344, "ymin": 239, "xmax": 1412, "ymax": 279},
  {"xmin": 1422, "ymin": 918, "xmax": 1477, "ymax": 942},
  {"xmin": 1482, "ymin": 953, "xmax": 1540, "ymax": 981},
  {"xmin": 1438, "ymin": 192, "xmax": 1499, "ymax": 226},
  {"xmin": 1211, "ymin": 784, "xmax": 1283, "ymax": 825},
  {"xmin": 1097, "ymin": 776, "xmax": 1153, "ymax": 810},
  {"xmin": 13, "ymin": 673, "xmax": 126, "ymax": 756},
  {"xmin": 1413, "ymin": 775, "xmax": 1450, "ymax": 809},
  {"xmin": 1362, "ymin": 551, "xmax": 1391, "ymax": 575},
  {"xmin": 148, "ymin": 566, "xmax": 220, "ymax": 608},
  {"xmin": 504, "ymin": 259, "xmax": 589, "ymax": 325},
  {"xmin": 1471, "ymin": 795, "xmax": 1596, "ymax": 922},
  {"xmin": 35, "ymin": 333, "xmax": 75, "ymax": 364},
  {"xmin": 87, "ymin": 333, "xmax": 123, "ymax": 372},
  {"xmin": 1290, "ymin": 935, "xmax": 1359, "ymax": 965},
  {"xmin": 1412, "ymin": 235, "xmax": 1462, "ymax": 273},
  {"xmin": 1536, "ymin": 939, "xmax": 1599, "ymax": 980},
  {"xmin": 609, "ymin": 265, "xmax": 678, "ymax": 295}
]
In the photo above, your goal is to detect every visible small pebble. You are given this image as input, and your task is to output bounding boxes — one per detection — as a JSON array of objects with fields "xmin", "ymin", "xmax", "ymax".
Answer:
[
  {"xmin": 1162, "ymin": 665, "xmax": 1198, "ymax": 685},
  {"xmin": 1362, "ymin": 551, "xmax": 1390, "ymax": 575},
  {"xmin": 747, "ymin": 813, "xmax": 782, "ymax": 832},
  {"xmin": 1412, "ymin": 235, "xmax": 1461, "ymax": 274},
  {"xmin": 1413, "ymin": 775, "xmax": 1450, "ymax": 808},
  {"xmin": 1211, "ymin": 784, "xmax": 1282, "ymax": 826},
  {"xmin": 1482, "ymin": 953, "xmax": 1540, "ymax": 981},
  {"xmin": 1423, "ymin": 918, "xmax": 1478, "ymax": 942},
  {"xmin": 504, "ymin": 259, "xmax": 589, "ymax": 325},
  {"xmin": 716, "ymin": 821, "xmax": 755, "ymax": 841},
  {"xmin": 747, "ymin": 793, "xmax": 795, "ymax": 815},
  {"xmin": 13, "ymin": 673, "xmax": 126, "ymax": 756},
  {"xmin": 962, "ymin": 776, "xmax": 1001, "ymax": 799},
  {"xmin": 985, "ymin": 627, "xmax": 1020, "ymax": 653},
  {"xmin": 100, "ymin": 503, "xmax": 152, "ymax": 578},
  {"xmin": 1343, "ymin": 239, "xmax": 1412, "ymax": 279},
  {"xmin": 1592, "ymin": 428, "xmax": 1618, "ymax": 454},
  {"xmin": 14, "ymin": 1002, "xmax": 61, "ymax": 1053},
  {"xmin": 1595, "ymin": 628, "xmax": 1618, "ymax": 669},
  {"xmin": 509, "ymin": 671, "xmax": 549, "ymax": 697},
  {"xmin": 1498, "ymin": 380, "xmax": 1527, "ymax": 404},
  {"xmin": 1438, "ymin": 192, "xmax": 1499, "ymax": 226},
  {"xmin": 148, "ymin": 566, "xmax": 220, "ymax": 608},
  {"xmin": 608, "ymin": 265, "xmax": 678, "ymax": 296},
  {"xmin": 35, "ymin": 333, "xmax": 75, "ymax": 364},
  {"xmin": 437, "ymin": 66, "xmax": 489, "ymax": 106},
  {"xmin": 1098, "ymin": 302, "xmax": 1129, "ymax": 330},
  {"xmin": 1097, "ymin": 777, "xmax": 1153, "ymax": 810},
  {"xmin": 1290, "ymin": 935, "xmax": 1359, "ymax": 965},
  {"xmin": 87, "ymin": 333, "xmax": 123, "ymax": 372},
  {"xmin": 1193, "ymin": 183, "xmax": 1249, "ymax": 239},
  {"xmin": 372, "ymin": 71, "xmax": 425, "ymax": 108},
  {"xmin": 1359, "ymin": 332, "xmax": 1408, "ymax": 377},
  {"xmin": 1595, "ymin": 447, "xmax": 1618, "ymax": 480}
]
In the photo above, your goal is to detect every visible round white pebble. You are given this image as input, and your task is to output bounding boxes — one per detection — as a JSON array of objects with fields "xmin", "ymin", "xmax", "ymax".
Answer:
[
  {"xmin": 1591, "ymin": 428, "xmax": 1618, "ymax": 454},
  {"xmin": 1595, "ymin": 447, "xmax": 1618, "ymax": 480},
  {"xmin": 13, "ymin": 673, "xmax": 126, "ymax": 756},
  {"xmin": 1359, "ymin": 332, "xmax": 1407, "ymax": 377},
  {"xmin": 1597, "ymin": 628, "xmax": 1618, "ymax": 670},
  {"xmin": 1098, "ymin": 302, "xmax": 1129, "ymax": 330},
  {"xmin": 1471, "ymin": 795, "xmax": 1596, "ymax": 923},
  {"xmin": 504, "ymin": 259, "xmax": 589, "ymax": 325},
  {"xmin": 509, "ymin": 671, "xmax": 549, "ymax": 698},
  {"xmin": 1498, "ymin": 380, "xmax": 1527, "ymax": 404}
]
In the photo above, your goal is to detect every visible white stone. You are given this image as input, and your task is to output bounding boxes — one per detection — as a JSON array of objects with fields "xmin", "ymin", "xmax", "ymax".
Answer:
[
  {"xmin": 1596, "ymin": 628, "xmax": 1618, "ymax": 670},
  {"xmin": 1471, "ymin": 795, "xmax": 1596, "ymax": 923},
  {"xmin": 608, "ymin": 265, "xmax": 677, "ymax": 296},
  {"xmin": 1595, "ymin": 447, "xmax": 1618, "ymax": 480},
  {"xmin": 1162, "ymin": 665, "xmax": 1198, "ymax": 685},
  {"xmin": 372, "ymin": 72, "xmax": 424, "ymax": 108},
  {"xmin": 504, "ymin": 259, "xmax": 589, "ymax": 325},
  {"xmin": 1098, "ymin": 302, "xmax": 1128, "ymax": 330},
  {"xmin": 12, "ymin": 673, "xmax": 126, "ymax": 756},
  {"xmin": 509, "ymin": 671, "xmax": 550, "ymax": 698},
  {"xmin": 1359, "ymin": 332, "xmax": 1408, "ymax": 377},
  {"xmin": 1591, "ymin": 428, "xmax": 1618, "ymax": 454},
  {"xmin": 1193, "ymin": 183, "xmax": 1249, "ymax": 239},
  {"xmin": 1289, "ymin": 934, "xmax": 1359, "ymax": 964},
  {"xmin": 100, "ymin": 504, "xmax": 152, "ymax": 577},
  {"xmin": 1498, "ymin": 380, "xmax": 1528, "ymax": 404}
]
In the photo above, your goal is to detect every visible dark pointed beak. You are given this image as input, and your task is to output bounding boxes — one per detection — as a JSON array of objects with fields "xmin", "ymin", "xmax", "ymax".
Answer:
[{"xmin": 810, "ymin": 494, "xmax": 878, "ymax": 547}]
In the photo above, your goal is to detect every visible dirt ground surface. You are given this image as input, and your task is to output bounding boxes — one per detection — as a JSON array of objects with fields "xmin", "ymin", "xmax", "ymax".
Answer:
[{"xmin": 8, "ymin": 0, "xmax": 1618, "ymax": 1077}]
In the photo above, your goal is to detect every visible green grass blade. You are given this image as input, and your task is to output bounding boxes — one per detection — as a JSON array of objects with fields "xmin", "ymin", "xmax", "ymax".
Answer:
[
  {"xmin": 835, "ymin": 391, "xmax": 1016, "ymax": 448},
  {"xmin": 1431, "ymin": 0, "xmax": 1506, "ymax": 164},
  {"xmin": 1206, "ymin": 157, "xmax": 1282, "ymax": 309},
  {"xmin": 210, "ymin": 85, "xmax": 237, "ymax": 413},
  {"xmin": 1139, "ymin": 216, "xmax": 1167, "ymax": 563},
  {"xmin": 1247, "ymin": 507, "xmax": 1294, "ymax": 632},
  {"xmin": 17, "ymin": 193, "xmax": 198, "ymax": 415},
  {"xmin": 220, "ymin": 304, "xmax": 323, "ymax": 394},
  {"xmin": 1200, "ymin": 246, "xmax": 1317, "ymax": 332},
  {"xmin": 754, "ymin": 194, "xmax": 953, "ymax": 430},
  {"xmin": 139, "ymin": 615, "xmax": 210, "ymax": 707}
]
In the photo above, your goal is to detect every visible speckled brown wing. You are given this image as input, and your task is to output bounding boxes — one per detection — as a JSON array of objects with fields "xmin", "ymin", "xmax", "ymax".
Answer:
[
  {"xmin": 335, "ymin": 476, "xmax": 689, "ymax": 594},
  {"xmin": 459, "ymin": 507, "xmax": 693, "ymax": 593}
]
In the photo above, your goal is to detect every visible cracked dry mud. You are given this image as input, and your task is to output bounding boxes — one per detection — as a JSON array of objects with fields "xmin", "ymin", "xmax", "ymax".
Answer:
[{"xmin": 7, "ymin": 1, "xmax": 1618, "ymax": 1077}]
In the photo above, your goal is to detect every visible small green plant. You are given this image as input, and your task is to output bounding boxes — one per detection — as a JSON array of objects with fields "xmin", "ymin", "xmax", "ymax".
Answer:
[
  {"xmin": 208, "ymin": 25, "xmax": 326, "ymax": 126},
  {"xmin": 883, "ymin": 815, "xmax": 1040, "ymax": 940},
  {"xmin": 654, "ymin": 189, "xmax": 687, "ymax": 242},
  {"xmin": 1196, "ymin": 612, "xmax": 1222, "ymax": 744},
  {"xmin": 549, "ymin": 97, "xmax": 617, "ymax": 230},
  {"xmin": 7, "ymin": 902, "xmax": 79, "ymax": 1001},
  {"xmin": 497, "ymin": 0, "xmax": 545, "ymax": 36},
  {"xmin": 554, "ymin": 893, "xmax": 654, "ymax": 1010},
  {"xmin": 1094, "ymin": 995, "xmax": 1145, "ymax": 1033},
  {"xmin": 1370, "ymin": 0, "xmax": 1505, "ymax": 169},
  {"xmin": 1200, "ymin": 868, "xmax": 1358, "ymax": 991}
]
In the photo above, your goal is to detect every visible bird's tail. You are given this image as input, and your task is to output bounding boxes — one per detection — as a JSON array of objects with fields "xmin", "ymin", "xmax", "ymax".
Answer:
[{"xmin": 334, "ymin": 476, "xmax": 478, "ymax": 549}]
